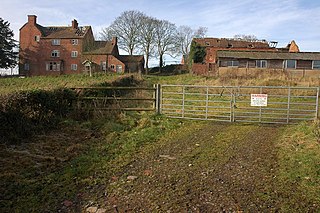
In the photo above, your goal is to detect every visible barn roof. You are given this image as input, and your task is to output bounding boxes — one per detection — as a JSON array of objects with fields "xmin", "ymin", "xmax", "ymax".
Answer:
[
  {"xmin": 193, "ymin": 38, "xmax": 272, "ymax": 49},
  {"xmin": 217, "ymin": 50, "xmax": 320, "ymax": 61}
]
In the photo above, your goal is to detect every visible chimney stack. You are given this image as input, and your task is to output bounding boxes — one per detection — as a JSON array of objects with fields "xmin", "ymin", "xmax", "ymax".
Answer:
[
  {"xmin": 72, "ymin": 19, "xmax": 78, "ymax": 29},
  {"xmin": 28, "ymin": 15, "xmax": 37, "ymax": 25}
]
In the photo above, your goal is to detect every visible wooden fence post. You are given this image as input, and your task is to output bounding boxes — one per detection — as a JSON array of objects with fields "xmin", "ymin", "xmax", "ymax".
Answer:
[{"xmin": 155, "ymin": 84, "xmax": 161, "ymax": 114}]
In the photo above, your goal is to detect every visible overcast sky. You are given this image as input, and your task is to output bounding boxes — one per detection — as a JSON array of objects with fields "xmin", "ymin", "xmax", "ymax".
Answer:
[{"xmin": 1, "ymin": 0, "xmax": 320, "ymax": 63}]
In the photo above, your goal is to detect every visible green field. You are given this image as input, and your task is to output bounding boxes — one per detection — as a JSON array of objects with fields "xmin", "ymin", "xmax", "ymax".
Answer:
[{"xmin": 0, "ymin": 73, "xmax": 319, "ymax": 212}]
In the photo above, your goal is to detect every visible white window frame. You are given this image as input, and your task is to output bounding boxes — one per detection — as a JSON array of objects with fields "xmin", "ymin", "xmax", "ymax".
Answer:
[
  {"xmin": 285, "ymin": 60, "xmax": 296, "ymax": 69},
  {"xmin": 312, "ymin": 60, "xmax": 320, "ymax": 69},
  {"xmin": 101, "ymin": 61, "xmax": 107, "ymax": 71},
  {"xmin": 52, "ymin": 39, "xmax": 60, "ymax": 45},
  {"xmin": 51, "ymin": 50, "xmax": 60, "ymax": 57},
  {"xmin": 227, "ymin": 60, "xmax": 239, "ymax": 67},
  {"xmin": 71, "ymin": 39, "xmax": 78, "ymax": 45},
  {"xmin": 116, "ymin": 65, "xmax": 122, "ymax": 73},
  {"xmin": 46, "ymin": 62, "xmax": 61, "ymax": 71},
  {"xmin": 34, "ymin": 35, "xmax": 40, "ymax": 42},
  {"xmin": 256, "ymin": 60, "xmax": 267, "ymax": 68},
  {"xmin": 71, "ymin": 51, "xmax": 78, "ymax": 58},
  {"xmin": 71, "ymin": 64, "xmax": 78, "ymax": 71}
]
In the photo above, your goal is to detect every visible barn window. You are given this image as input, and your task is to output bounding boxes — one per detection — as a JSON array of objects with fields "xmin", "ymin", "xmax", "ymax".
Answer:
[
  {"xmin": 205, "ymin": 42, "xmax": 210, "ymax": 46},
  {"xmin": 285, "ymin": 60, "xmax": 296, "ymax": 69},
  {"xmin": 312, "ymin": 60, "xmax": 320, "ymax": 69},
  {"xmin": 227, "ymin": 60, "xmax": 239, "ymax": 67},
  {"xmin": 110, "ymin": 64, "xmax": 115, "ymax": 70},
  {"xmin": 256, "ymin": 60, "xmax": 267, "ymax": 68}
]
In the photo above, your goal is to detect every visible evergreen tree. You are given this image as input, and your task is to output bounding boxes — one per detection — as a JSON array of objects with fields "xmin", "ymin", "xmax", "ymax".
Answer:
[{"xmin": 0, "ymin": 17, "xmax": 18, "ymax": 69}]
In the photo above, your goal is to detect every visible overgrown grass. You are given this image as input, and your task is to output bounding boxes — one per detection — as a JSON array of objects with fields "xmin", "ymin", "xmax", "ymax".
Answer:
[
  {"xmin": 276, "ymin": 121, "xmax": 320, "ymax": 211},
  {"xmin": 0, "ymin": 112, "xmax": 185, "ymax": 212},
  {"xmin": 0, "ymin": 73, "xmax": 124, "ymax": 95}
]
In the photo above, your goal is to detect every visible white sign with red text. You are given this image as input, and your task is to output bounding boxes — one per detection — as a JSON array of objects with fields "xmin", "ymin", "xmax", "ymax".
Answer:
[{"xmin": 251, "ymin": 94, "xmax": 268, "ymax": 106}]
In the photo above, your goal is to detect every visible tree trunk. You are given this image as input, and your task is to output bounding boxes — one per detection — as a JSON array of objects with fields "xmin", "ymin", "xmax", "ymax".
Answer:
[
  {"xmin": 145, "ymin": 54, "xmax": 149, "ymax": 75},
  {"xmin": 159, "ymin": 53, "xmax": 163, "ymax": 71}
]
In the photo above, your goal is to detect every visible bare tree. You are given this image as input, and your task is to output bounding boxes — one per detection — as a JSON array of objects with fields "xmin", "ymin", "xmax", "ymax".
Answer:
[
  {"xmin": 194, "ymin": 27, "xmax": 208, "ymax": 38},
  {"xmin": 138, "ymin": 16, "xmax": 157, "ymax": 73},
  {"xmin": 100, "ymin": 10, "xmax": 144, "ymax": 55},
  {"xmin": 176, "ymin": 26, "xmax": 207, "ymax": 67},
  {"xmin": 233, "ymin": 34, "xmax": 258, "ymax": 42},
  {"xmin": 154, "ymin": 20, "xmax": 178, "ymax": 69}
]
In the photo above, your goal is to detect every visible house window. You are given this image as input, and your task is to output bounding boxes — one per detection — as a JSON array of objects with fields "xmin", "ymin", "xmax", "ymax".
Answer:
[
  {"xmin": 71, "ymin": 39, "xmax": 78, "ymax": 45},
  {"xmin": 101, "ymin": 61, "xmax": 106, "ymax": 71},
  {"xmin": 116, "ymin": 65, "xmax": 122, "ymax": 73},
  {"xmin": 46, "ymin": 62, "xmax": 61, "ymax": 71},
  {"xmin": 71, "ymin": 64, "xmax": 78, "ymax": 71},
  {"xmin": 71, "ymin": 51, "xmax": 78, "ymax": 57},
  {"xmin": 110, "ymin": 64, "xmax": 115, "ymax": 70},
  {"xmin": 285, "ymin": 60, "xmax": 296, "ymax": 69},
  {"xmin": 256, "ymin": 60, "xmax": 267, "ymax": 68},
  {"xmin": 52, "ymin": 39, "xmax": 60, "ymax": 45},
  {"xmin": 24, "ymin": 63, "xmax": 30, "ymax": 71},
  {"xmin": 34, "ymin": 35, "xmax": 40, "ymax": 42},
  {"xmin": 227, "ymin": 60, "xmax": 239, "ymax": 67},
  {"xmin": 312, "ymin": 60, "xmax": 320, "ymax": 69},
  {"xmin": 51, "ymin": 50, "xmax": 60, "ymax": 57}
]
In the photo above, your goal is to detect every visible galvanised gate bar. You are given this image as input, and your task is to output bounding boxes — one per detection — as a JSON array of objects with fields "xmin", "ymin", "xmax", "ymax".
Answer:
[{"xmin": 160, "ymin": 85, "xmax": 319, "ymax": 124}]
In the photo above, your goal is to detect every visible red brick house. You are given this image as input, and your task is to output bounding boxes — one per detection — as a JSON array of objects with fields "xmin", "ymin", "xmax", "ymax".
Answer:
[
  {"xmin": 19, "ymin": 15, "xmax": 144, "ymax": 76},
  {"xmin": 192, "ymin": 37, "xmax": 320, "ymax": 78}
]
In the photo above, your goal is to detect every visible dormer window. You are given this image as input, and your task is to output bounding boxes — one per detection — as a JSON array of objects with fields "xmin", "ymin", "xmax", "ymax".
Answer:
[{"xmin": 52, "ymin": 39, "xmax": 60, "ymax": 45}]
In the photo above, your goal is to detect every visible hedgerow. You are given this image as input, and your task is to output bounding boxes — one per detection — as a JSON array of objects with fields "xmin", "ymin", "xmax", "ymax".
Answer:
[{"xmin": 0, "ymin": 88, "xmax": 76, "ymax": 143}]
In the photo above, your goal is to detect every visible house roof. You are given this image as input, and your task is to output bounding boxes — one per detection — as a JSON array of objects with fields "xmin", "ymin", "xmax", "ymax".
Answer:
[
  {"xmin": 217, "ymin": 50, "xmax": 320, "ymax": 61},
  {"xmin": 193, "ymin": 38, "xmax": 272, "ymax": 49},
  {"xmin": 37, "ymin": 25, "xmax": 91, "ymax": 38},
  {"xmin": 117, "ymin": 55, "xmax": 145, "ymax": 63},
  {"xmin": 83, "ymin": 41, "xmax": 115, "ymax": 55}
]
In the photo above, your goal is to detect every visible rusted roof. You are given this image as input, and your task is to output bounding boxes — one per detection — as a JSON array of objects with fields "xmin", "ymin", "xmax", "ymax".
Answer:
[
  {"xmin": 217, "ymin": 50, "xmax": 320, "ymax": 60},
  {"xmin": 193, "ymin": 38, "xmax": 272, "ymax": 49},
  {"xmin": 38, "ymin": 25, "xmax": 91, "ymax": 38},
  {"xmin": 117, "ymin": 55, "xmax": 145, "ymax": 63}
]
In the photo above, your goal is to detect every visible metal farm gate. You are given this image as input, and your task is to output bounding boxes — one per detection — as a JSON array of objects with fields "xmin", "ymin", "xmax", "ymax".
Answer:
[{"xmin": 160, "ymin": 85, "xmax": 319, "ymax": 124}]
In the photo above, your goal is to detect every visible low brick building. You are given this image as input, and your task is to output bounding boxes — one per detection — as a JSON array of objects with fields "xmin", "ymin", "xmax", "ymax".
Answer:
[
  {"xmin": 192, "ymin": 37, "xmax": 320, "ymax": 78},
  {"xmin": 19, "ymin": 15, "xmax": 144, "ymax": 76}
]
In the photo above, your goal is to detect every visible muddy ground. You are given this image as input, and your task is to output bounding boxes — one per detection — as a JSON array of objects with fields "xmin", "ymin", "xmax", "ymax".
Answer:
[{"xmin": 89, "ymin": 123, "xmax": 285, "ymax": 212}]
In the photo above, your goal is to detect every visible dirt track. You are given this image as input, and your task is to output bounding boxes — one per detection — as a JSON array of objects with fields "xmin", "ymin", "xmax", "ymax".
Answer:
[{"xmin": 96, "ymin": 122, "xmax": 282, "ymax": 212}]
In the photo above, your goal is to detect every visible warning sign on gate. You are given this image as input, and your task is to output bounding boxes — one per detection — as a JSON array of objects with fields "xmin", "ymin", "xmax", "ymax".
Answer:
[{"xmin": 251, "ymin": 94, "xmax": 268, "ymax": 106}]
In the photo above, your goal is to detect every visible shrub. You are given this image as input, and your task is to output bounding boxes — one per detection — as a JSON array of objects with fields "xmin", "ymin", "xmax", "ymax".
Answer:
[{"xmin": 0, "ymin": 88, "xmax": 76, "ymax": 143}]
